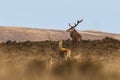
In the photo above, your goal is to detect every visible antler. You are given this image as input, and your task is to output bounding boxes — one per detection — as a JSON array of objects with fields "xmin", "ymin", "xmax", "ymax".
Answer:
[
  {"xmin": 69, "ymin": 23, "xmax": 72, "ymax": 27},
  {"xmin": 74, "ymin": 19, "xmax": 83, "ymax": 27},
  {"xmin": 69, "ymin": 19, "xmax": 83, "ymax": 27}
]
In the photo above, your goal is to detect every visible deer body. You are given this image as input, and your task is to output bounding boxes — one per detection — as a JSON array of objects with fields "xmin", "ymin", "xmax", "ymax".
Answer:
[
  {"xmin": 58, "ymin": 40, "xmax": 71, "ymax": 60},
  {"xmin": 66, "ymin": 19, "xmax": 83, "ymax": 43},
  {"xmin": 69, "ymin": 29, "xmax": 82, "ymax": 43}
]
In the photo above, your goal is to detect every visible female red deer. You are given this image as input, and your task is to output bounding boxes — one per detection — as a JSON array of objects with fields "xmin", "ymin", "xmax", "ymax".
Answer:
[
  {"xmin": 66, "ymin": 19, "xmax": 83, "ymax": 44},
  {"xmin": 58, "ymin": 40, "xmax": 71, "ymax": 61}
]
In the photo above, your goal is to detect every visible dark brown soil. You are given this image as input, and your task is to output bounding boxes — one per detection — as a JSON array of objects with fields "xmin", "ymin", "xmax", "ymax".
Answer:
[{"xmin": 1, "ymin": 37, "xmax": 120, "ymax": 58}]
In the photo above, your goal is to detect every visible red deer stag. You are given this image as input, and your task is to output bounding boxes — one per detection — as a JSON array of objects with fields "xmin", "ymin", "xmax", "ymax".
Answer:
[{"xmin": 66, "ymin": 19, "xmax": 83, "ymax": 44}]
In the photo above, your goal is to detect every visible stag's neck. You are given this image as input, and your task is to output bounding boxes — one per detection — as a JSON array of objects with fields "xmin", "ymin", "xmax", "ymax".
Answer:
[{"xmin": 70, "ymin": 29, "xmax": 77, "ymax": 35}]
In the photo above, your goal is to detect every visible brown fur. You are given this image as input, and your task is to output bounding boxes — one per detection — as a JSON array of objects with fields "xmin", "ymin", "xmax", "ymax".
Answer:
[
  {"xmin": 58, "ymin": 40, "xmax": 71, "ymax": 60},
  {"xmin": 66, "ymin": 19, "xmax": 83, "ymax": 44}
]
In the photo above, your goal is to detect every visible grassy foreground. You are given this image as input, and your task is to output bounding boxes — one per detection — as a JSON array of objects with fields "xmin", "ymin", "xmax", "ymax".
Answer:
[{"xmin": 0, "ymin": 37, "xmax": 120, "ymax": 80}]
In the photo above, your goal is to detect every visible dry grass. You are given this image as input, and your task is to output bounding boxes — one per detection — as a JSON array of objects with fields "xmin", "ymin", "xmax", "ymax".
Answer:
[{"xmin": 0, "ymin": 37, "xmax": 120, "ymax": 80}]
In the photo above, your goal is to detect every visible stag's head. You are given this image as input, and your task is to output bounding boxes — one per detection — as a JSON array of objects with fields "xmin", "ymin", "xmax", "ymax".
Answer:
[{"xmin": 66, "ymin": 19, "xmax": 83, "ymax": 32}]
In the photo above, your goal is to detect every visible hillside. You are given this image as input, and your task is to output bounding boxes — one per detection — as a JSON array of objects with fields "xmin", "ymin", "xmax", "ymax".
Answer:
[
  {"xmin": 0, "ymin": 26, "xmax": 120, "ymax": 80},
  {"xmin": 0, "ymin": 26, "xmax": 120, "ymax": 42}
]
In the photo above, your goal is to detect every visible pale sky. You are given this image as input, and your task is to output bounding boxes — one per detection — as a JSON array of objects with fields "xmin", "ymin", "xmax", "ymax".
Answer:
[{"xmin": 0, "ymin": 0, "xmax": 120, "ymax": 33}]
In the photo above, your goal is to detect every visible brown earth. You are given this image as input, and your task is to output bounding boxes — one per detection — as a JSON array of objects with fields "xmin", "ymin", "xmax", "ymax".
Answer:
[{"xmin": 0, "ymin": 37, "xmax": 120, "ymax": 80}]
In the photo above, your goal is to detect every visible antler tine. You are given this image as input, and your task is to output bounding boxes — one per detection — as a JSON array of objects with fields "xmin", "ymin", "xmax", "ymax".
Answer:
[
  {"xmin": 74, "ymin": 23, "xmax": 76, "ymax": 26},
  {"xmin": 78, "ymin": 19, "xmax": 83, "ymax": 23},
  {"xmin": 69, "ymin": 23, "xmax": 72, "ymax": 27}
]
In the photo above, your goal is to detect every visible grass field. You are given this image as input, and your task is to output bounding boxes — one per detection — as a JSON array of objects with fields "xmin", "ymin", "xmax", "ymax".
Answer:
[{"xmin": 0, "ymin": 37, "xmax": 120, "ymax": 80}]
